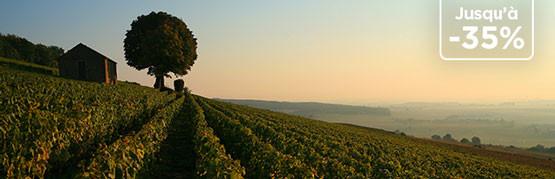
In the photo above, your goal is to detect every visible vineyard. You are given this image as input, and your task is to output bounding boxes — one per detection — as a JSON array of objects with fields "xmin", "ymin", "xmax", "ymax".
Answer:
[{"xmin": 1, "ymin": 66, "xmax": 555, "ymax": 178}]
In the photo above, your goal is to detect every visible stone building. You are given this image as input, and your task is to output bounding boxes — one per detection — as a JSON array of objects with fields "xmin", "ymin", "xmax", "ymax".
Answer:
[{"xmin": 58, "ymin": 43, "xmax": 117, "ymax": 84}]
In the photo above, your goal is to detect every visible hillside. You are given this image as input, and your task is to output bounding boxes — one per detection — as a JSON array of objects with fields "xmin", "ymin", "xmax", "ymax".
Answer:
[
  {"xmin": 219, "ymin": 99, "xmax": 390, "ymax": 117},
  {"xmin": 0, "ymin": 56, "xmax": 58, "ymax": 75},
  {"xmin": 1, "ymin": 64, "xmax": 555, "ymax": 178}
]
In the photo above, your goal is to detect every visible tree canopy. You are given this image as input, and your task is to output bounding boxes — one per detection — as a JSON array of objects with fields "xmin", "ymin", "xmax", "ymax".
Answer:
[
  {"xmin": 460, "ymin": 138, "xmax": 471, "ymax": 144},
  {"xmin": 0, "ymin": 33, "xmax": 64, "ymax": 67},
  {"xmin": 124, "ymin": 11, "xmax": 197, "ymax": 89},
  {"xmin": 471, "ymin": 136, "xmax": 481, "ymax": 145}
]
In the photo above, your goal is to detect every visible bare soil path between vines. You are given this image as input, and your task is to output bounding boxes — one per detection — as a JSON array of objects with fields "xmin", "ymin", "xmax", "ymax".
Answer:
[{"xmin": 149, "ymin": 105, "xmax": 196, "ymax": 178}]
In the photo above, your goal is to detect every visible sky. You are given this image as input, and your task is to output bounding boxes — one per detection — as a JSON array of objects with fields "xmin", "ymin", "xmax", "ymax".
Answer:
[{"xmin": 2, "ymin": 0, "xmax": 555, "ymax": 105}]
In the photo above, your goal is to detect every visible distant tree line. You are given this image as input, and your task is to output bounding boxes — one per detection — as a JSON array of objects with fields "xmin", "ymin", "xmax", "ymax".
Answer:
[
  {"xmin": 528, "ymin": 144, "xmax": 555, "ymax": 154},
  {"xmin": 0, "ymin": 33, "xmax": 64, "ymax": 67},
  {"xmin": 431, "ymin": 134, "xmax": 555, "ymax": 156},
  {"xmin": 431, "ymin": 134, "xmax": 481, "ymax": 145}
]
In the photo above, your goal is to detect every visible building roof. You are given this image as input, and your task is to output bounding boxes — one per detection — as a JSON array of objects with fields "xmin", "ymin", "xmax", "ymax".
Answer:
[{"xmin": 60, "ymin": 43, "xmax": 117, "ymax": 64}]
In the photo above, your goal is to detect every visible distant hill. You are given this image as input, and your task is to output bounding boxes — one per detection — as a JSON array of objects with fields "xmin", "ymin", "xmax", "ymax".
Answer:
[{"xmin": 218, "ymin": 99, "xmax": 390, "ymax": 117}]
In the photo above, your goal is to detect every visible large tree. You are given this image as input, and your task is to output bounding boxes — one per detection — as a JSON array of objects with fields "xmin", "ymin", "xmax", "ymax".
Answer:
[{"xmin": 124, "ymin": 11, "xmax": 198, "ymax": 90}]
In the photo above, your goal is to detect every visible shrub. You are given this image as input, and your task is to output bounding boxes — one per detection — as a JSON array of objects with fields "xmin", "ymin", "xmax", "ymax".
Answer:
[
  {"xmin": 174, "ymin": 79, "xmax": 185, "ymax": 93},
  {"xmin": 461, "ymin": 138, "xmax": 471, "ymax": 144},
  {"xmin": 471, "ymin": 136, "xmax": 481, "ymax": 145}
]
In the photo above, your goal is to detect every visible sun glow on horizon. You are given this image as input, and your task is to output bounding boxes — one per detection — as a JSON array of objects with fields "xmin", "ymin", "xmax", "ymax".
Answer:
[{"xmin": 2, "ymin": 0, "xmax": 555, "ymax": 104}]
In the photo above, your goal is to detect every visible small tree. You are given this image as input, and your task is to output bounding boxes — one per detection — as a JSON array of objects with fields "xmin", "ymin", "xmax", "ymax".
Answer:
[
  {"xmin": 529, "ymin": 144, "xmax": 546, "ymax": 152},
  {"xmin": 443, "ymin": 134, "xmax": 456, "ymax": 142},
  {"xmin": 471, "ymin": 136, "xmax": 481, "ymax": 145},
  {"xmin": 124, "ymin": 11, "xmax": 198, "ymax": 90},
  {"xmin": 174, "ymin": 79, "xmax": 184, "ymax": 93},
  {"xmin": 460, "ymin": 138, "xmax": 471, "ymax": 144},
  {"xmin": 431, "ymin": 135, "xmax": 441, "ymax": 140}
]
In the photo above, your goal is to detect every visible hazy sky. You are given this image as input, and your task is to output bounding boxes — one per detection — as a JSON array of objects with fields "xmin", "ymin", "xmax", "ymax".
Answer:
[{"xmin": 2, "ymin": 0, "xmax": 555, "ymax": 104}]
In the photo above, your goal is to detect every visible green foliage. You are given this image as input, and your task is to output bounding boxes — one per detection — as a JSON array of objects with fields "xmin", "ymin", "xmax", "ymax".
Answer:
[
  {"xmin": 528, "ymin": 144, "xmax": 555, "ymax": 154},
  {"xmin": 472, "ymin": 136, "xmax": 481, "ymax": 145},
  {"xmin": 124, "ymin": 11, "xmax": 197, "ymax": 79},
  {"xmin": 185, "ymin": 94, "xmax": 245, "ymax": 178},
  {"xmin": 0, "ymin": 57, "xmax": 59, "ymax": 75},
  {"xmin": 204, "ymin": 99, "xmax": 365, "ymax": 178},
  {"xmin": 197, "ymin": 97, "xmax": 315, "ymax": 178},
  {"xmin": 461, "ymin": 138, "xmax": 471, "ymax": 144},
  {"xmin": 78, "ymin": 98, "xmax": 184, "ymax": 178},
  {"xmin": 0, "ymin": 67, "xmax": 176, "ymax": 178},
  {"xmin": 443, "ymin": 133, "xmax": 457, "ymax": 142},
  {"xmin": 0, "ymin": 33, "xmax": 64, "ymax": 67},
  {"xmin": 197, "ymin": 97, "xmax": 555, "ymax": 178},
  {"xmin": 1, "ymin": 65, "xmax": 554, "ymax": 178}
]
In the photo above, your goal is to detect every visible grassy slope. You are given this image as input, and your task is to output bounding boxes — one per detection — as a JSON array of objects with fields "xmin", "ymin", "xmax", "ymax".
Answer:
[
  {"xmin": 338, "ymin": 123, "xmax": 555, "ymax": 171},
  {"xmin": 1, "ymin": 62, "xmax": 242, "ymax": 178},
  {"xmin": 201, "ymin": 98, "xmax": 555, "ymax": 177},
  {"xmin": 0, "ymin": 64, "xmax": 180, "ymax": 177},
  {"xmin": 2, "ymin": 59, "xmax": 553, "ymax": 177},
  {"xmin": 220, "ymin": 96, "xmax": 555, "ymax": 172},
  {"xmin": 0, "ymin": 57, "xmax": 59, "ymax": 75}
]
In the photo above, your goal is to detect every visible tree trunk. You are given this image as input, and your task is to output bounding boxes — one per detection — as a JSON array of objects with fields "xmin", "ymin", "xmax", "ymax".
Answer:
[{"xmin": 154, "ymin": 75, "xmax": 165, "ymax": 90}]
